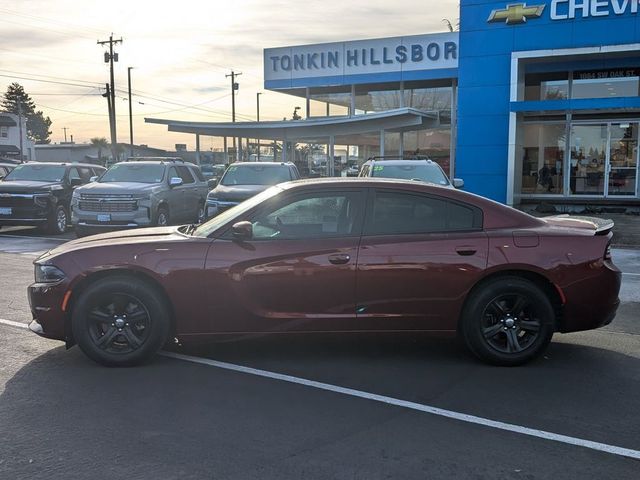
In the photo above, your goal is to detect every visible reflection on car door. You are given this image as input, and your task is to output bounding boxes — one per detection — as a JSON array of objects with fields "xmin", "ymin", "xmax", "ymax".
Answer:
[
  {"xmin": 355, "ymin": 188, "xmax": 488, "ymax": 331},
  {"xmin": 167, "ymin": 166, "xmax": 186, "ymax": 222},
  {"xmin": 198, "ymin": 189, "xmax": 366, "ymax": 334},
  {"xmin": 176, "ymin": 165, "xmax": 198, "ymax": 219}
]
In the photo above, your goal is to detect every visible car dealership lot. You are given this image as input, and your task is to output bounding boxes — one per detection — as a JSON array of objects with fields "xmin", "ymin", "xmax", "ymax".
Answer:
[{"xmin": 1, "ymin": 228, "xmax": 639, "ymax": 479}]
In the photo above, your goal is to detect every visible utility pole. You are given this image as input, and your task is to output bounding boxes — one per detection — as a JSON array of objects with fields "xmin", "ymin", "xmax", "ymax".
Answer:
[
  {"xmin": 17, "ymin": 102, "xmax": 23, "ymax": 161},
  {"xmin": 225, "ymin": 70, "xmax": 241, "ymax": 162},
  {"xmin": 127, "ymin": 67, "xmax": 134, "ymax": 157},
  {"xmin": 98, "ymin": 34, "xmax": 122, "ymax": 162},
  {"xmin": 256, "ymin": 92, "xmax": 261, "ymax": 162},
  {"xmin": 102, "ymin": 83, "xmax": 114, "ymax": 165},
  {"xmin": 62, "ymin": 127, "xmax": 69, "ymax": 143}
]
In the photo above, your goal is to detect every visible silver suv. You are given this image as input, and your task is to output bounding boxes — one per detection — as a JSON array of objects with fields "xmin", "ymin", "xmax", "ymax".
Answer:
[
  {"xmin": 71, "ymin": 158, "xmax": 208, "ymax": 237},
  {"xmin": 359, "ymin": 157, "xmax": 464, "ymax": 188}
]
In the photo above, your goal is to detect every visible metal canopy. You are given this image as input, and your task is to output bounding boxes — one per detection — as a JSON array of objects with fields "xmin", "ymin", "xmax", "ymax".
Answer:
[{"xmin": 145, "ymin": 108, "xmax": 439, "ymax": 142}]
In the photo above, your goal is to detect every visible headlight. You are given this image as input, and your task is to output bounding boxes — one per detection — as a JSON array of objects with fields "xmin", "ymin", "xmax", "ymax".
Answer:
[
  {"xmin": 34, "ymin": 194, "xmax": 50, "ymax": 207},
  {"xmin": 34, "ymin": 264, "xmax": 66, "ymax": 283},
  {"xmin": 136, "ymin": 194, "xmax": 151, "ymax": 200},
  {"xmin": 49, "ymin": 185, "xmax": 64, "ymax": 191}
]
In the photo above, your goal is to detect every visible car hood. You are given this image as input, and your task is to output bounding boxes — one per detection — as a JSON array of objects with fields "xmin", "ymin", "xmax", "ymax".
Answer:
[
  {"xmin": 542, "ymin": 215, "xmax": 614, "ymax": 235},
  {"xmin": 77, "ymin": 182, "xmax": 157, "ymax": 194},
  {"xmin": 42, "ymin": 226, "xmax": 183, "ymax": 260},
  {"xmin": 0, "ymin": 180, "xmax": 62, "ymax": 193},
  {"xmin": 209, "ymin": 184, "xmax": 270, "ymax": 202}
]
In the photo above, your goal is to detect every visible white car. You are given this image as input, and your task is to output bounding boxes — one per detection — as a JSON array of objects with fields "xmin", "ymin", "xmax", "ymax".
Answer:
[{"xmin": 359, "ymin": 158, "xmax": 464, "ymax": 189}]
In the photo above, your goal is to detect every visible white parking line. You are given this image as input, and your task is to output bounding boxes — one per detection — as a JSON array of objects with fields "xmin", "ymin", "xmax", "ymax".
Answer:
[
  {"xmin": 160, "ymin": 351, "xmax": 640, "ymax": 462},
  {"xmin": 622, "ymin": 272, "xmax": 640, "ymax": 277},
  {"xmin": 2, "ymin": 317, "xmax": 639, "ymax": 461},
  {"xmin": 0, "ymin": 318, "xmax": 29, "ymax": 329}
]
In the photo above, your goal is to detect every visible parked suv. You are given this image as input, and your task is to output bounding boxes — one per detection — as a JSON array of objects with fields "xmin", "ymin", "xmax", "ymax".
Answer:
[
  {"xmin": 359, "ymin": 157, "xmax": 464, "ymax": 188},
  {"xmin": 71, "ymin": 158, "xmax": 208, "ymax": 237},
  {"xmin": 0, "ymin": 162, "xmax": 105, "ymax": 234},
  {"xmin": 206, "ymin": 162, "xmax": 300, "ymax": 217}
]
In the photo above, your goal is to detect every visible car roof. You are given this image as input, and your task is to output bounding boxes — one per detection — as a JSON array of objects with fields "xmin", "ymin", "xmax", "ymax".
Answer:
[
  {"xmin": 363, "ymin": 159, "xmax": 437, "ymax": 165},
  {"xmin": 14, "ymin": 162, "xmax": 103, "ymax": 168}
]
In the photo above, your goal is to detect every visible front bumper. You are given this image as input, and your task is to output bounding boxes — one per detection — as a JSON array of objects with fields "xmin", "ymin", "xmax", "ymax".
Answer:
[
  {"xmin": 206, "ymin": 199, "xmax": 238, "ymax": 218},
  {"xmin": 27, "ymin": 281, "xmax": 69, "ymax": 342},
  {"xmin": 72, "ymin": 205, "xmax": 153, "ymax": 229},
  {"xmin": 0, "ymin": 196, "xmax": 51, "ymax": 225}
]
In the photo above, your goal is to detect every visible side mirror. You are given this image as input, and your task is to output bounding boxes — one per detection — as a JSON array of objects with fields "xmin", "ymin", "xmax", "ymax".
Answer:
[
  {"xmin": 231, "ymin": 221, "xmax": 253, "ymax": 240},
  {"xmin": 89, "ymin": 175, "xmax": 98, "ymax": 182},
  {"xmin": 70, "ymin": 178, "xmax": 83, "ymax": 187},
  {"xmin": 169, "ymin": 176, "xmax": 183, "ymax": 187},
  {"xmin": 453, "ymin": 178, "xmax": 464, "ymax": 189}
]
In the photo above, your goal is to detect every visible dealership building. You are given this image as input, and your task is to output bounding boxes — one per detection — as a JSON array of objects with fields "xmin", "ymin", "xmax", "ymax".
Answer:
[{"xmin": 148, "ymin": 0, "xmax": 640, "ymax": 209}]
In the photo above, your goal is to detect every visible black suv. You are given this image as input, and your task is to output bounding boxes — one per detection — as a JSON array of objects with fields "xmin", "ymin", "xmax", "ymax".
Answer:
[{"xmin": 0, "ymin": 162, "xmax": 105, "ymax": 234}]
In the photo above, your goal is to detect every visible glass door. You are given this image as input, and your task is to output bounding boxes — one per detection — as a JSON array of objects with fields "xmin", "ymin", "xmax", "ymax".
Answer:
[
  {"xmin": 607, "ymin": 123, "xmax": 638, "ymax": 197},
  {"xmin": 570, "ymin": 124, "xmax": 607, "ymax": 195}
]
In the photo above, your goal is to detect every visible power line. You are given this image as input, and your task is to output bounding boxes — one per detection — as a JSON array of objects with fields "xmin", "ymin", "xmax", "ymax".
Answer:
[{"xmin": 0, "ymin": 7, "xmax": 105, "ymax": 36}]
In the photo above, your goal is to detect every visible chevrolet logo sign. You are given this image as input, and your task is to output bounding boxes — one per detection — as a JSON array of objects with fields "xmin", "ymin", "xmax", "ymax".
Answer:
[{"xmin": 488, "ymin": 3, "xmax": 545, "ymax": 25}]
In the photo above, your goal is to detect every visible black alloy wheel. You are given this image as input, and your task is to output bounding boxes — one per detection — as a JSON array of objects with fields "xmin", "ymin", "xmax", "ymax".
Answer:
[
  {"xmin": 461, "ymin": 277, "xmax": 554, "ymax": 366},
  {"xmin": 72, "ymin": 276, "xmax": 170, "ymax": 366}
]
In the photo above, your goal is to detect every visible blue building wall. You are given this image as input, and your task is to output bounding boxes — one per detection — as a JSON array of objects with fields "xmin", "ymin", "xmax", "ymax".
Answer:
[{"xmin": 457, "ymin": 0, "xmax": 640, "ymax": 203}]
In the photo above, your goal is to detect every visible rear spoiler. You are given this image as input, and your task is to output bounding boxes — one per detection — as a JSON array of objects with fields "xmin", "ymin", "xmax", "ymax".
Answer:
[{"xmin": 543, "ymin": 214, "xmax": 615, "ymax": 236}]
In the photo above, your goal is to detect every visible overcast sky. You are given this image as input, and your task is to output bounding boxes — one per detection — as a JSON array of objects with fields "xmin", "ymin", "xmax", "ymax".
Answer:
[{"xmin": 1, "ymin": 0, "xmax": 458, "ymax": 150}]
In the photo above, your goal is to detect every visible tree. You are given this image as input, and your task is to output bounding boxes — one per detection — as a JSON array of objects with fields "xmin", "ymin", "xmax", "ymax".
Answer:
[
  {"xmin": 90, "ymin": 137, "xmax": 109, "ymax": 163},
  {"xmin": 1, "ymin": 83, "xmax": 52, "ymax": 144}
]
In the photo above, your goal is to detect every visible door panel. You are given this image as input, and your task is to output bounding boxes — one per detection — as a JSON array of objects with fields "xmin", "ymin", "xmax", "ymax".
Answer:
[
  {"xmin": 570, "ymin": 124, "xmax": 607, "ymax": 196},
  {"xmin": 355, "ymin": 189, "xmax": 488, "ymax": 331},
  {"xmin": 608, "ymin": 123, "xmax": 638, "ymax": 197},
  {"xmin": 356, "ymin": 232, "xmax": 488, "ymax": 331},
  {"xmin": 203, "ymin": 238, "xmax": 360, "ymax": 333}
]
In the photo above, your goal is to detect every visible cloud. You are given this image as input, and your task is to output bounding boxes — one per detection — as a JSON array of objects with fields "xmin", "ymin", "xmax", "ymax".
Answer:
[{"xmin": 0, "ymin": 27, "xmax": 75, "ymax": 50}]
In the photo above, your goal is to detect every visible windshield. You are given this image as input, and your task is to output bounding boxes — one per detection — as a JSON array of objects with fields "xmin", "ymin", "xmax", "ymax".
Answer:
[
  {"xmin": 221, "ymin": 164, "xmax": 291, "ymax": 186},
  {"xmin": 371, "ymin": 163, "xmax": 449, "ymax": 185},
  {"xmin": 4, "ymin": 164, "xmax": 66, "ymax": 182},
  {"xmin": 193, "ymin": 186, "xmax": 282, "ymax": 238},
  {"xmin": 100, "ymin": 163, "xmax": 165, "ymax": 183}
]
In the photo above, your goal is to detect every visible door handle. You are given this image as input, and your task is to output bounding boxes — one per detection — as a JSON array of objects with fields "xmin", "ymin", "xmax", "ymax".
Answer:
[
  {"xmin": 328, "ymin": 253, "xmax": 351, "ymax": 265},
  {"xmin": 455, "ymin": 247, "xmax": 477, "ymax": 256}
]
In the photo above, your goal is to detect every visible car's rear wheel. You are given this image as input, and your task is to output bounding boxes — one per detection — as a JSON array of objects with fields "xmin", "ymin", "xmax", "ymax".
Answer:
[
  {"xmin": 155, "ymin": 206, "xmax": 170, "ymax": 226},
  {"xmin": 71, "ymin": 276, "xmax": 170, "ymax": 367},
  {"xmin": 45, "ymin": 205, "xmax": 68, "ymax": 235},
  {"xmin": 460, "ymin": 277, "xmax": 554, "ymax": 366}
]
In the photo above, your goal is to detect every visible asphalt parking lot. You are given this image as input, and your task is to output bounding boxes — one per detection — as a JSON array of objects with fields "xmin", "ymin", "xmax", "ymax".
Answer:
[{"xmin": 0, "ymin": 226, "xmax": 639, "ymax": 479}]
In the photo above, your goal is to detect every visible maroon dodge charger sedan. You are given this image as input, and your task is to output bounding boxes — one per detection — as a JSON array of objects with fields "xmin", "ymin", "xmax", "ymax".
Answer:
[{"xmin": 28, "ymin": 178, "xmax": 621, "ymax": 367}]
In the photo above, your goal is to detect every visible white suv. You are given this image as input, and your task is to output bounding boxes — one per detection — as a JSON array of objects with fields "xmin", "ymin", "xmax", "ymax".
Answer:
[{"xmin": 359, "ymin": 157, "xmax": 464, "ymax": 189}]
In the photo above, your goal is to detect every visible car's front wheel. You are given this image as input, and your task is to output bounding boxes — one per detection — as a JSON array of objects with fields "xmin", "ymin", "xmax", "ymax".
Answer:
[
  {"xmin": 71, "ymin": 276, "xmax": 170, "ymax": 367},
  {"xmin": 460, "ymin": 277, "xmax": 555, "ymax": 366},
  {"xmin": 45, "ymin": 205, "xmax": 68, "ymax": 235}
]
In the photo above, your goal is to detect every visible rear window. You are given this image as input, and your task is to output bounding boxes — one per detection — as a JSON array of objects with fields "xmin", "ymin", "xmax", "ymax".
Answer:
[
  {"xmin": 221, "ymin": 164, "xmax": 292, "ymax": 186},
  {"xmin": 100, "ymin": 164, "xmax": 165, "ymax": 183},
  {"xmin": 371, "ymin": 163, "xmax": 449, "ymax": 186}
]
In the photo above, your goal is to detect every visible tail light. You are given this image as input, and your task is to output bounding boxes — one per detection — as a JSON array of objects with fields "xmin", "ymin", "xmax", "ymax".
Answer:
[{"xmin": 604, "ymin": 243, "xmax": 612, "ymax": 261}]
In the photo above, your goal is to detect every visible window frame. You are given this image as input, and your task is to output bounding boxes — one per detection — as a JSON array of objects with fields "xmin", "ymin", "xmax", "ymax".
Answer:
[
  {"xmin": 362, "ymin": 188, "xmax": 484, "ymax": 237},
  {"xmin": 222, "ymin": 188, "xmax": 367, "ymax": 241}
]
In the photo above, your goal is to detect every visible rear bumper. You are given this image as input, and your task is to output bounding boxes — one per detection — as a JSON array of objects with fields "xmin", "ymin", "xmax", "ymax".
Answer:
[
  {"xmin": 559, "ymin": 261, "xmax": 622, "ymax": 333},
  {"xmin": 27, "ymin": 282, "xmax": 68, "ymax": 342}
]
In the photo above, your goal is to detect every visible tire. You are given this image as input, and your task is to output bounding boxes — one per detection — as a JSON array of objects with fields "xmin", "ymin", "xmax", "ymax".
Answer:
[
  {"xmin": 155, "ymin": 206, "xmax": 170, "ymax": 227},
  {"xmin": 46, "ymin": 205, "xmax": 68, "ymax": 235},
  {"xmin": 195, "ymin": 202, "xmax": 206, "ymax": 224},
  {"xmin": 460, "ymin": 277, "xmax": 554, "ymax": 366},
  {"xmin": 71, "ymin": 276, "xmax": 170, "ymax": 367}
]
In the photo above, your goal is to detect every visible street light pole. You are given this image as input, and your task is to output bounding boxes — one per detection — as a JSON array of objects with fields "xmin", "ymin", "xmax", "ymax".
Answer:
[
  {"xmin": 256, "ymin": 92, "xmax": 261, "ymax": 162},
  {"xmin": 128, "ymin": 67, "xmax": 134, "ymax": 157}
]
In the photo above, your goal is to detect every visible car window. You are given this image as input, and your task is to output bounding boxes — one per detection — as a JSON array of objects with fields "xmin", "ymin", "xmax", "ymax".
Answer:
[
  {"xmin": 167, "ymin": 166, "xmax": 179, "ymax": 183},
  {"xmin": 360, "ymin": 164, "xmax": 370, "ymax": 177},
  {"xmin": 176, "ymin": 165, "xmax": 195, "ymax": 184},
  {"xmin": 68, "ymin": 167, "xmax": 81, "ymax": 182},
  {"xmin": 249, "ymin": 191, "xmax": 364, "ymax": 240},
  {"xmin": 78, "ymin": 167, "xmax": 93, "ymax": 181},
  {"xmin": 191, "ymin": 166, "xmax": 206, "ymax": 182},
  {"xmin": 221, "ymin": 164, "xmax": 292, "ymax": 186},
  {"xmin": 364, "ymin": 191, "xmax": 481, "ymax": 235}
]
